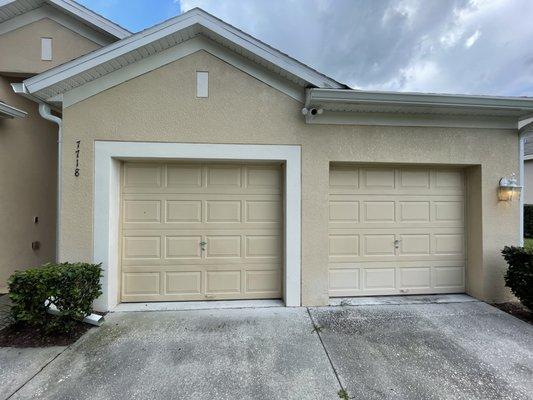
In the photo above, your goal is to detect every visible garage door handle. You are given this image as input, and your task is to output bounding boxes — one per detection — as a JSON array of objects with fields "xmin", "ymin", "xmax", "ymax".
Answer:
[
  {"xmin": 199, "ymin": 241, "xmax": 207, "ymax": 251},
  {"xmin": 394, "ymin": 239, "xmax": 401, "ymax": 249}
]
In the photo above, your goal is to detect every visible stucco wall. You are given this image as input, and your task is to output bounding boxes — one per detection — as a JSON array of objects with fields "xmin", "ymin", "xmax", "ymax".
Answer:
[
  {"xmin": 0, "ymin": 18, "xmax": 100, "ymax": 74},
  {"xmin": 0, "ymin": 76, "xmax": 57, "ymax": 291},
  {"xmin": 61, "ymin": 50, "xmax": 520, "ymax": 305}
]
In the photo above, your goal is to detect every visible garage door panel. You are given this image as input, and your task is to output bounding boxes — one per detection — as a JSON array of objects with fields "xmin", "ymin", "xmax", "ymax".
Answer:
[
  {"xmin": 399, "ymin": 201, "xmax": 430, "ymax": 222},
  {"xmin": 399, "ymin": 267, "xmax": 431, "ymax": 289},
  {"xmin": 206, "ymin": 200, "xmax": 242, "ymax": 222},
  {"xmin": 206, "ymin": 270, "xmax": 241, "ymax": 294},
  {"xmin": 124, "ymin": 164, "xmax": 162, "ymax": 188},
  {"xmin": 329, "ymin": 268, "xmax": 360, "ymax": 295},
  {"xmin": 329, "ymin": 167, "xmax": 359, "ymax": 189},
  {"xmin": 166, "ymin": 200, "xmax": 202, "ymax": 222},
  {"xmin": 165, "ymin": 271, "xmax": 202, "ymax": 295},
  {"xmin": 364, "ymin": 268, "xmax": 396, "ymax": 289},
  {"xmin": 399, "ymin": 169, "xmax": 430, "ymax": 189},
  {"xmin": 362, "ymin": 167, "xmax": 395, "ymax": 189},
  {"xmin": 121, "ymin": 161, "xmax": 282, "ymax": 302},
  {"xmin": 434, "ymin": 234, "xmax": 464, "ymax": 255},
  {"xmin": 363, "ymin": 235, "xmax": 396, "ymax": 256},
  {"xmin": 329, "ymin": 165, "xmax": 465, "ymax": 297},
  {"xmin": 123, "ymin": 236, "xmax": 161, "ymax": 259},
  {"xmin": 434, "ymin": 266, "xmax": 464, "ymax": 288},
  {"xmin": 363, "ymin": 201, "xmax": 395, "ymax": 222},
  {"xmin": 245, "ymin": 269, "xmax": 281, "ymax": 294},
  {"xmin": 398, "ymin": 234, "xmax": 430, "ymax": 255},
  {"xmin": 122, "ymin": 272, "xmax": 160, "ymax": 296},
  {"xmin": 123, "ymin": 200, "xmax": 161, "ymax": 223},
  {"xmin": 246, "ymin": 166, "xmax": 281, "ymax": 189},
  {"xmin": 166, "ymin": 164, "xmax": 203, "ymax": 188},
  {"xmin": 246, "ymin": 200, "xmax": 281, "ymax": 223},
  {"xmin": 165, "ymin": 236, "xmax": 202, "ymax": 259}
]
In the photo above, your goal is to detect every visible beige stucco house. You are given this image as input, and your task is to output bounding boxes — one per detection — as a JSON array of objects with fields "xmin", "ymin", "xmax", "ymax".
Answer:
[
  {"xmin": 0, "ymin": 0, "xmax": 130, "ymax": 292},
  {"xmin": 3, "ymin": 2, "xmax": 533, "ymax": 310}
]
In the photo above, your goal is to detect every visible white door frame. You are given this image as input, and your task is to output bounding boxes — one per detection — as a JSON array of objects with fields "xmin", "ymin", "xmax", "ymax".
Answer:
[{"xmin": 93, "ymin": 141, "xmax": 301, "ymax": 310}]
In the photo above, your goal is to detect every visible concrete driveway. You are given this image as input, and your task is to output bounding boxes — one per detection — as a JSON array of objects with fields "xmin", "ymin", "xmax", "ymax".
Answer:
[{"xmin": 2, "ymin": 296, "xmax": 532, "ymax": 400}]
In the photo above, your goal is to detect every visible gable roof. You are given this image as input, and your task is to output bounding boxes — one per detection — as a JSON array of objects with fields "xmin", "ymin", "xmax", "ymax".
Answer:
[
  {"xmin": 20, "ymin": 7, "xmax": 347, "ymax": 104},
  {"xmin": 0, "ymin": 0, "xmax": 130, "ymax": 40}
]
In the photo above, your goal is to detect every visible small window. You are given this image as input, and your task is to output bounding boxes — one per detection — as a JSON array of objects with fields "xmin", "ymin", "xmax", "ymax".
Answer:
[
  {"xmin": 196, "ymin": 71, "xmax": 208, "ymax": 98},
  {"xmin": 41, "ymin": 38, "xmax": 52, "ymax": 61}
]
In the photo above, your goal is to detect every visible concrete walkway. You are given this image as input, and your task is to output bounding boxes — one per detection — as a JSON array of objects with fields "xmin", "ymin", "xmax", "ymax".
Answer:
[{"xmin": 1, "ymin": 296, "xmax": 532, "ymax": 400}]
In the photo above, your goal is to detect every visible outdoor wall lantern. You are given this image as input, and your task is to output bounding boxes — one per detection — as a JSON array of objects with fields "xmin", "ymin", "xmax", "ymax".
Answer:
[{"xmin": 498, "ymin": 173, "xmax": 522, "ymax": 202}]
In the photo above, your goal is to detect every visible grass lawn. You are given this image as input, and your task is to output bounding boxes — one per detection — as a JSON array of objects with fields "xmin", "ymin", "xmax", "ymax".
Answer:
[{"xmin": 525, "ymin": 238, "xmax": 533, "ymax": 250}]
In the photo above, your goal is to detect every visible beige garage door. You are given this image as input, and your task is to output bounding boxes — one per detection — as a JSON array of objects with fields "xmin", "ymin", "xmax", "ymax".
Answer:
[
  {"xmin": 329, "ymin": 165, "xmax": 465, "ymax": 297},
  {"xmin": 120, "ymin": 161, "xmax": 283, "ymax": 302}
]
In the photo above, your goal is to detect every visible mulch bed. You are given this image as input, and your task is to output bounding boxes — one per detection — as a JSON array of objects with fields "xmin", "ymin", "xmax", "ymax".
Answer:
[
  {"xmin": 0, "ymin": 322, "xmax": 92, "ymax": 348},
  {"xmin": 492, "ymin": 302, "xmax": 533, "ymax": 324}
]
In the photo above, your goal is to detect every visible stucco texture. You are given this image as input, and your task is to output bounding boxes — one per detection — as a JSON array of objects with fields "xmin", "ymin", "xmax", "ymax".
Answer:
[
  {"xmin": 0, "ymin": 18, "xmax": 100, "ymax": 75},
  {"xmin": 0, "ymin": 76, "xmax": 57, "ymax": 291},
  {"xmin": 61, "ymin": 50, "xmax": 520, "ymax": 306}
]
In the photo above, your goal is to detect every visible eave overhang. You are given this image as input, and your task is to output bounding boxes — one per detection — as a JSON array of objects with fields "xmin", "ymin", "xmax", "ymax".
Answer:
[
  {"xmin": 0, "ymin": 101, "xmax": 27, "ymax": 118},
  {"xmin": 305, "ymin": 88, "xmax": 533, "ymax": 129}
]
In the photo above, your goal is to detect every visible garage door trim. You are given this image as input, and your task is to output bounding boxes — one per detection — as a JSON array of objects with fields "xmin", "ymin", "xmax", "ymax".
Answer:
[{"xmin": 93, "ymin": 141, "xmax": 301, "ymax": 311}]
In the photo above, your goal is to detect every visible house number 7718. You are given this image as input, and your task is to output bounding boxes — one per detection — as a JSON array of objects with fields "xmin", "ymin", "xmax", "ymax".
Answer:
[{"xmin": 74, "ymin": 140, "xmax": 80, "ymax": 177}]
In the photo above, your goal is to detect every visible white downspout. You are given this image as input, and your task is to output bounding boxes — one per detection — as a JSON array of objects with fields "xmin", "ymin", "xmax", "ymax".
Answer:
[
  {"xmin": 518, "ymin": 121, "xmax": 533, "ymax": 246},
  {"xmin": 38, "ymin": 104, "xmax": 62, "ymax": 262}
]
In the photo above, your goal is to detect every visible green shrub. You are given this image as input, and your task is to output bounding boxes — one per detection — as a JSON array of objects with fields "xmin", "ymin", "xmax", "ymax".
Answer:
[
  {"xmin": 501, "ymin": 246, "xmax": 533, "ymax": 310},
  {"xmin": 524, "ymin": 205, "xmax": 533, "ymax": 238},
  {"xmin": 8, "ymin": 262, "xmax": 102, "ymax": 333}
]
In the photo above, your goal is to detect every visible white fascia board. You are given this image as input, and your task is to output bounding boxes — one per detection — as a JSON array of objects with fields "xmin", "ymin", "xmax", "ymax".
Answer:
[
  {"xmin": 0, "ymin": 101, "xmax": 27, "ymax": 118},
  {"xmin": 11, "ymin": 82, "xmax": 61, "ymax": 112},
  {"xmin": 47, "ymin": 0, "xmax": 130, "ymax": 39},
  {"xmin": 24, "ymin": 8, "xmax": 344, "ymax": 95},
  {"xmin": 63, "ymin": 36, "xmax": 304, "ymax": 107},
  {"xmin": 306, "ymin": 110, "xmax": 517, "ymax": 129},
  {"xmin": 0, "ymin": 5, "xmax": 115, "ymax": 46},
  {"xmin": 307, "ymin": 88, "xmax": 533, "ymax": 114}
]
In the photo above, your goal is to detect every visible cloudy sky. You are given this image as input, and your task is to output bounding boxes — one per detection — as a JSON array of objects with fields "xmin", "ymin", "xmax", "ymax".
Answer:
[{"xmin": 78, "ymin": 0, "xmax": 533, "ymax": 96}]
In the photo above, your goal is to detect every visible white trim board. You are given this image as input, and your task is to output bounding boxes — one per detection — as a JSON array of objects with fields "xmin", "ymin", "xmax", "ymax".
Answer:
[
  {"xmin": 93, "ymin": 141, "xmax": 302, "ymax": 311},
  {"xmin": 0, "ymin": 101, "xmax": 27, "ymax": 118},
  {"xmin": 0, "ymin": 5, "xmax": 116, "ymax": 46},
  {"xmin": 64, "ymin": 36, "xmax": 304, "ymax": 107}
]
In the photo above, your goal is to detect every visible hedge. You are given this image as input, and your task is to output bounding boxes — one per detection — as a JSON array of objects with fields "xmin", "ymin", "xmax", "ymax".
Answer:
[
  {"xmin": 501, "ymin": 246, "xmax": 533, "ymax": 310},
  {"xmin": 8, "ymin": 262, "xmax": 102, "ymax": 333}
]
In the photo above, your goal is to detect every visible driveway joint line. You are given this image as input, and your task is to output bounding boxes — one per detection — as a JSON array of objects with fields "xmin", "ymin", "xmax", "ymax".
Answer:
[
  {"xmin": 306, "ymin": 307, "xmax": 347, "ymax": 397},
  {"xmin": 5, "ymin": 345, "xmax": 70, "ymax": 400}
]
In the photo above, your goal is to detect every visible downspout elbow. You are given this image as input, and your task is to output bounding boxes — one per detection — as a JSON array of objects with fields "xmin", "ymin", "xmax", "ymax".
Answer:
[{"xmin": 38, "ymin": 103, "xmax": 62, "ymax": 136}]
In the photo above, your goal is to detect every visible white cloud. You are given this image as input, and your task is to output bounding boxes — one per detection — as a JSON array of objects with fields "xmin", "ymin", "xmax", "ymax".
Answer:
[
  {"xmin": 465, "ymin": 30, "xmax": 481, "ymax": 48},
  {"xmin": 179, "ymin": 0, "xmax": 533, "ymax": 96}
]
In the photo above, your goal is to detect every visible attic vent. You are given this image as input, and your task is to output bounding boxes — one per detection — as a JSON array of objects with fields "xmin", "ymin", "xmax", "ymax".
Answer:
[
  {"xmin": 41, "ymin": 38, "xmax": 52, "ymax": 61},
  {"xmin": 196, "ymin": 71, "xmax": 208, "ymax": 98}
]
